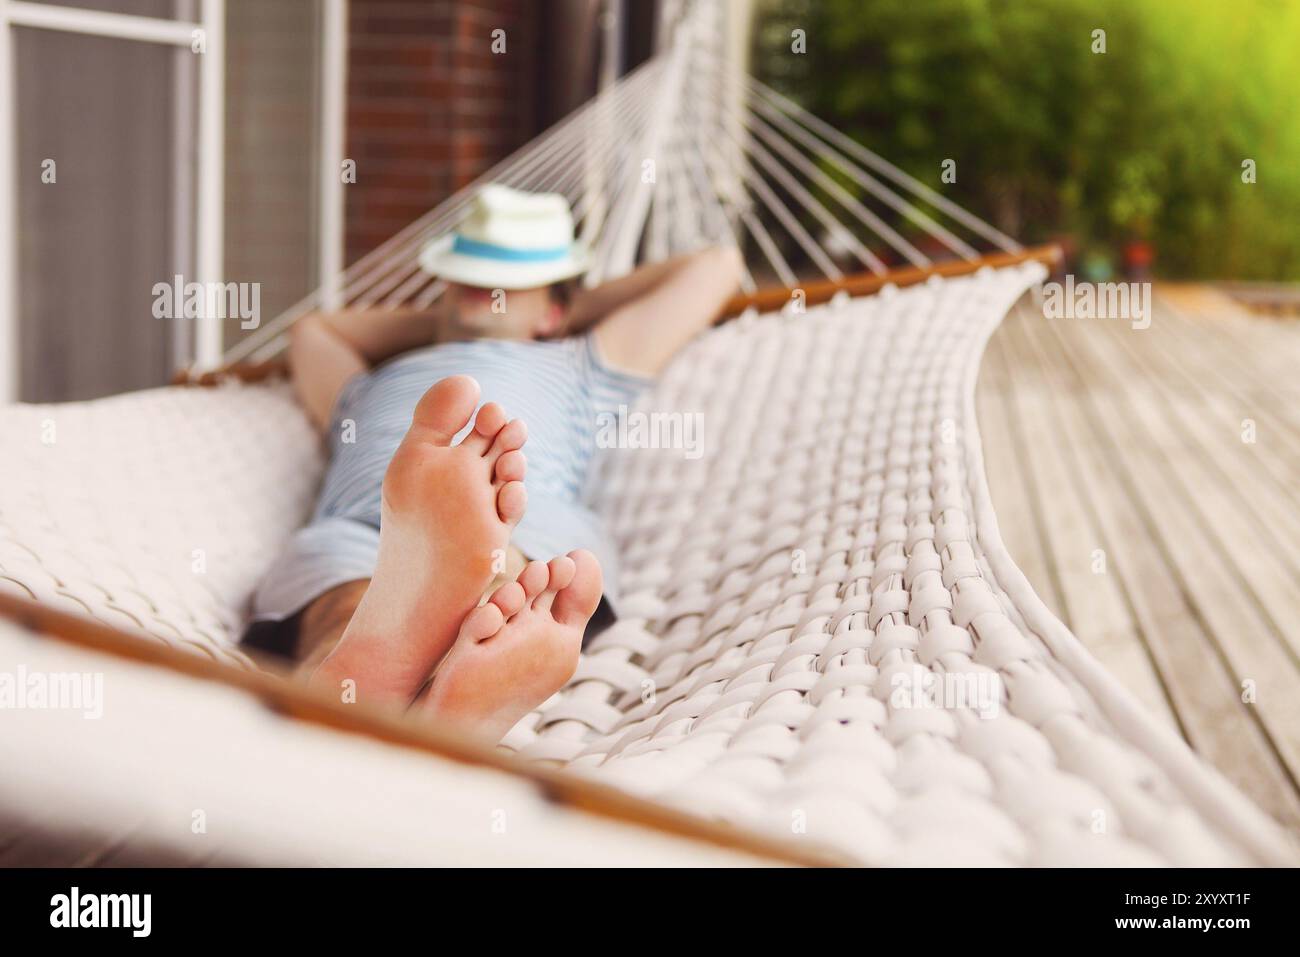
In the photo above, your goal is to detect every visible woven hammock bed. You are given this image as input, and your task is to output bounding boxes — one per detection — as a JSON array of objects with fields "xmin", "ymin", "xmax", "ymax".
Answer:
[{"xmin": 1, "ymin": 1, "xmax": 1294, "ymax": 866}]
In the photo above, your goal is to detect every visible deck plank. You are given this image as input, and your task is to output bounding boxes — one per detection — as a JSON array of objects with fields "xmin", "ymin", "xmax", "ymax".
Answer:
[
  {"xmin": 975, "ymin": 336, "xmax": 1068, "ymax": 622},
  {"xmin": 977, "ymin": 289, "xmax": 1300, "ymax": 833},
  {"xmin": 1047, "ymin": 306, "xmax": 1300, "ymax": 789},
  {"xmin": 1103, "ymin": 315, "xmax": 1300, "ymax": 662},
  {"xmin": 1108, "ymin": 315, "xmax": 1300, "ymax": 576},
  {"xmin": 991, "ymin": 312, "xmax": 1177, "ymax": 728}
]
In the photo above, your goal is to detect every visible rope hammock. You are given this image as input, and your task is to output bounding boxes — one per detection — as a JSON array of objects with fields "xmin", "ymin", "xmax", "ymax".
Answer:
[
  {"xmin": 220, "ymin": 0, "xmax": 1034, "ymax": 370},
  {"xmin": 0, "ymin": 0, "xmax": 1292, "ymax": 866}
]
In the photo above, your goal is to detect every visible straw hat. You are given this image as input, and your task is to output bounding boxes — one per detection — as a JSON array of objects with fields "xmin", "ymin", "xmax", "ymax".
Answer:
[{"xmin": 418, "ymin": 185, "xmax": 589, "ymax": 290}]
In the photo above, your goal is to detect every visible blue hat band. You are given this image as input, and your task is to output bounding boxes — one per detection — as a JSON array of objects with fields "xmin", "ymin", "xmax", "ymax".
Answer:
[{"xmin": 451, "ymin": 235, "xmax": 572, "ymax": 263}]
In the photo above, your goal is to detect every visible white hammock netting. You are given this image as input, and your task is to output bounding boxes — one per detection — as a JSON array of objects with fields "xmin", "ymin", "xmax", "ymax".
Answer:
[
  {"xmin": 3, "ymin": 267, "xmax": 1292, "ymax": 865},
  {"xmin": 0, "ymin": 0, "xmax": 1293, "ymax": 866}
]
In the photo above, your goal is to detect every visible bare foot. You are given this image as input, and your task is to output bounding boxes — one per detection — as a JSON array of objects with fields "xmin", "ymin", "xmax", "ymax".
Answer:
[
  {"xmin": 309, "ymin": 375, "xmax": 528, "ymax": 706},
  {"xmin": 418, "ymin": 550, "xmax": 602, "ymax": 743}
]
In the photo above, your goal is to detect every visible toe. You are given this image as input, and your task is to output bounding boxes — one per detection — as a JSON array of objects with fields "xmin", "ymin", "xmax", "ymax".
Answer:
[
  {"xmin": 410, "ymin": 376, "xmax": 480, "ymax": 446},
  {"xmin": 459, "ymin": 401, "xmax": 506, "ymax": 454},
  {"xmin": 551, "ymin": 549, "xmax": 603, "ymax": 627},
  {"xmin": 485, "ymin": 419, "xmax": 528, "ymax": 463},
  {"xmin": 496, "ymin": 480, "xmax": 527, "ymax": 525},
  {"xmin": 549, "ymin": 555, "xmax": 577, "ymax": 590},
  {"xmin": 459, "ymin": 602, "xmax": 504, "ymax": 643},
  {"xmin": 517, "ymin": 560, "xmax": 550, "ymax": 601},
  {"xmin": 474, "ymin": 402, "xmax": 508, "ymax": 437},
  {"xmin": 494, "ymin": 449, "xmax": 526, "ymax": 485},
  {"xmin": 532, "ymin": 555, "xmax": 576, "ymax": 613},
  {"xmin": 488, "ymin": 580, "xmax": 526, "ymax": 618}
]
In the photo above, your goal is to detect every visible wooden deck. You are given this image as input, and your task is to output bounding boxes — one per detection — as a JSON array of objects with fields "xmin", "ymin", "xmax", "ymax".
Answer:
[{"xmin": 976, "ymin": 282, "xmax": 1300, "ymax": 835}]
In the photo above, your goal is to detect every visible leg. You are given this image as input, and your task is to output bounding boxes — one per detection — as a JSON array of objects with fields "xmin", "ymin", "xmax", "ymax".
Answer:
[
  {"xmin": 292, "ymin": 579, "xmax": 370, "ymax": 679},
  {"xmin": 291, "ymin": 541, "xmax": 528, "ymax": 682}
]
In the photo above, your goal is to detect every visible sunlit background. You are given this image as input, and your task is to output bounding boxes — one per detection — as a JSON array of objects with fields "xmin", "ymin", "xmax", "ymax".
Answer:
[{"xmin": 754, "ymin": 0, "xmax": 1300, "ymax": 281}]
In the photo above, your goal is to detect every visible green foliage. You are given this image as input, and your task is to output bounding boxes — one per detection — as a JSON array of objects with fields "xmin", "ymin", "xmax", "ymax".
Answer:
[{"xmin": 753, "ymin": 0, "xmax": 1300, "ymax": 279}]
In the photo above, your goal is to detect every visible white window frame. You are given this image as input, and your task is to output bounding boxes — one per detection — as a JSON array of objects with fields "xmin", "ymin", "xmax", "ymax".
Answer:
[
  {"xmin": 0, "ymin": 0, "xmax": 347, "ymax": 399},
  {"xmin": 317, "ymin": 0, "xmax": 346, "ymax": 313},
  {"xmin": 0, "ymin": 0, "xmax": 224, "ymax": 399}
]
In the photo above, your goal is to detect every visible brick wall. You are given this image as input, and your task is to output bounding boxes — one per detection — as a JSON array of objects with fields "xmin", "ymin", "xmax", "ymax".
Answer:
[{"xmin": 345, "ymin": 0, "xmax": 544, "ymax": 266}]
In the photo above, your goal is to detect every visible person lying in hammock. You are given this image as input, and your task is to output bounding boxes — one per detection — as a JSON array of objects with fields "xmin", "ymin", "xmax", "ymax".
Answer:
[{"xmin": 245, "ymin": 184, "xmax": 744, "ymax": 742}]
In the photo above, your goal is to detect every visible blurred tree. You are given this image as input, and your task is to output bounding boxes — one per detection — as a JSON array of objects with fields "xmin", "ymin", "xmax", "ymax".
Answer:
[{"xmin": 752, "ymin": 0, "xmax": 1300, "ymax": 279}]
